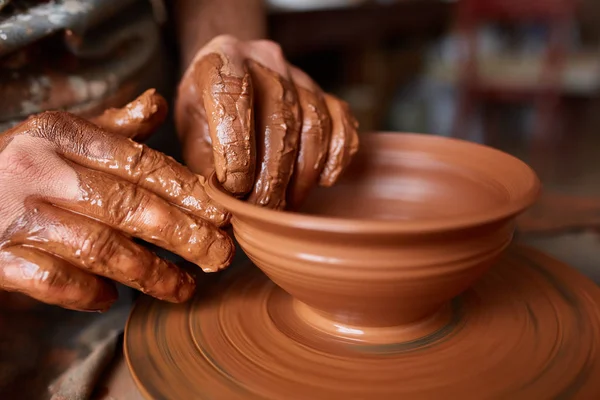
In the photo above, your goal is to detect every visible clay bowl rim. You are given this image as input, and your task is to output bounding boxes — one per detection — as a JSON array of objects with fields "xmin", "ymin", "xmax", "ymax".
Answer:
[{"xmin": 206, "ymin": 132, "xmax": 541, "ymax": 235}]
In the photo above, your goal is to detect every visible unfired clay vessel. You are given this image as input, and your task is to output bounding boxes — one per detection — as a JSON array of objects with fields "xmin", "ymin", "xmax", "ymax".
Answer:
[
  {"xmin": 207, "ymin": 132, "xmax": 540, "ymax": 342},
  {"xmin": 124, "ymin": 133, "xmax": 600, "ymax": 399}
]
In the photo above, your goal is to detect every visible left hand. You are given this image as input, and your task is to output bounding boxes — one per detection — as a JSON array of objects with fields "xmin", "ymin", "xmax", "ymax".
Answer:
[
  {"xmin": 0, "ymin": 102, "xmax": 233, "ymax": 312},
  {"xmin": 175, "ymin": 35, "xmax": 359, "ymax": 210},
  {"xmin": 90, "ymin": 88, "xmax": 169, "ymax": 142}
]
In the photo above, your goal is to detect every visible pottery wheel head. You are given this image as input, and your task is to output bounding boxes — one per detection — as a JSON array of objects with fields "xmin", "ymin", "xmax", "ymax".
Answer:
[{"xmin": 125, "ymin": 246, "xmax": 600, "ymax": 400}]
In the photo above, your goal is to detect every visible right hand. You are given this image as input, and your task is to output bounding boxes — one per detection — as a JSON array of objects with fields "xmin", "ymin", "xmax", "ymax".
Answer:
[
  {"xmin": 0, "ymin": 101, "xmax": 234, "ymax": 312},
  {"xmin": 175, "ymin": 35, "xmax": 359, "ymax": 210}
]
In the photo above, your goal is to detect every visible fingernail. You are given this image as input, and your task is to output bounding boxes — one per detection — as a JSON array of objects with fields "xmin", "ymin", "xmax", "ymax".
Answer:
[
  {"xmin": 223, "ymin": 171, "xmax": 253, "ymax": 197},
  {"xmin": 205, "ymin": 234, "xmax": 234, "ymax": 272}
]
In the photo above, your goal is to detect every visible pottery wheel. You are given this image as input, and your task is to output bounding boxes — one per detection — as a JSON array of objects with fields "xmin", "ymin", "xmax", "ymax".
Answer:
[{"xmin": 125, "ymin": 246, "xmax": 600, "ymax": 399}]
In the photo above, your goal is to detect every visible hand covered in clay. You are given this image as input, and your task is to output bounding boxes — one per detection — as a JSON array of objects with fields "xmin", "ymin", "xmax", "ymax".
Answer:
[
  {"xmin": 90, "ymin": 88, "xmax": 169, "ymax": 141},
  {"xmin": 0, "ymin": 106, "xmax": 233, "ymax": 312},
  {"xmin": 176, "ymin": 35, "xmax": 359, "ymax": 209}
]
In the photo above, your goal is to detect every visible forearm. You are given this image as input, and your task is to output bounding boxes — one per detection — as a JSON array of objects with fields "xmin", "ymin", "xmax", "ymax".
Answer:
[{"xmin": 172, "ymin": 0, "xmax": 266, "ymax": 70}]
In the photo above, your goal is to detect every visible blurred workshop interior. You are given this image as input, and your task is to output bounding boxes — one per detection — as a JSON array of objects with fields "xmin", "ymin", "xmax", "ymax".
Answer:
[{"xmin": 267, "ymin": 0, "xmax": 600, "ymax": 281}]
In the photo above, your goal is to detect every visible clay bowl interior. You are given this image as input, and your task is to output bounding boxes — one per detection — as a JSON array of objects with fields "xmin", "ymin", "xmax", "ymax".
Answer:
[{"xmin": 206, "ymin": 132, "xmax": 540, "ymax": 344}]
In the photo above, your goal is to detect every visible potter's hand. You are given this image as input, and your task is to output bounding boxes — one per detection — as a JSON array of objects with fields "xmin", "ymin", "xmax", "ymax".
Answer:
[
  {"xmin": 176, "ymin": 35, "xmax": 359, "ymax": 209},
  {"xmin": 0, "ymin": 111, "xmax": 233, "ymax": 312},
  {"xmin": 90, "ymin": 88, "xmax": 169, "ymax": 141}
]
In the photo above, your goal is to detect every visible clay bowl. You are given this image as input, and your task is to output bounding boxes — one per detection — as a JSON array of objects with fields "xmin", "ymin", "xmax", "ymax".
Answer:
[{"xmin": 206, "ymin": 133, "xmax": 540, "ymax": 344}]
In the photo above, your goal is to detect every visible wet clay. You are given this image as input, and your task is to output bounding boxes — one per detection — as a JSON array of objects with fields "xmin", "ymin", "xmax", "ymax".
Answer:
[
  {"xmin": 246, "ymin": 60, "xmax": 301, "ymax": 209},
  {"xmin": 319, "ymin": 94, "xmax": 359, "ymax": 187},
  {"xmin": 125, "ymin": 246, "xmax": 600, "ymax": 399},
  {"xmin": 175, "ymin": 35, "xmax": 359, "ymax": 206},
  {"xmin": 90, "ymin": 89, "xmax": 168, "ymax": 141},
  {"xmin": 0, "ymin": 109, "xmax": 233, "ymax": 312},
  {"xmin": 177, "ymin": 52, "xmax": 256, "ymax": 195},
  {"xmin": 286, "ymin": 85, "xmax": 331, "ymax": 209},
  {"xmin": 207, "ymin": 133, "xmax": 540, "ymax": 328},
  {"xmin": 124, "ymin": 133, "xmax": 600, "ymax": 399}
]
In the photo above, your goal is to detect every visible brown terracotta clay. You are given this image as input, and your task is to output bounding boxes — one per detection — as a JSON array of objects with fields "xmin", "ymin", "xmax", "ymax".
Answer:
[
  {"xmin": 0, "ymin": 110, "xmax": 233, "ymax": 311},
  {"xmin": 206, "ymin": 132, "xmax": 540, "ymax": 333},
  {"xmin": 89, "ymin": 89, "xmax": 168, "ymax": 141},
  {"xmin": 123, "ymin": 133, "xmax": 600, "ymax": 399},
  {"xmin": 125, "ymin": 246, "xmax": 600, "ymax": 399},
  {"xmin": 175, "ymin": 35, "xmax": 359, "ymax": 203}
]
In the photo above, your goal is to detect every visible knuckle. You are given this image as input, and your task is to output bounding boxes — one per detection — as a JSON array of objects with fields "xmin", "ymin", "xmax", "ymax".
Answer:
[
  {"xmin": 82, "ymin": 227, "xmax": 119, "ymax": 266},
  {"xmin": 104, "ymin": 183, "xmax": 149, "ymax": 227},
  {"xmin": 102, "ymin": 184, "xmax": 129, "ymax": 224},
  {"xmin": 127, "ymin": 143, "xmax": 160, "ymax": 181},
  {"xmin": 260, "ymin": 40, "xmax": 284, "ymax": 55},
  {"xmin": 22, "ymin": 111, "xmax": 93, "ymax": 152},
  {"xmin": 24, "ymin": 111, "xmax": 69, "ymax": 140},
  {"xmin": 119, "ymin": 248, "xmax": 156, "ymax": 286},
  {"xmin": 205, "ymin": 35, "xmax": 240, "ymax": 56}
]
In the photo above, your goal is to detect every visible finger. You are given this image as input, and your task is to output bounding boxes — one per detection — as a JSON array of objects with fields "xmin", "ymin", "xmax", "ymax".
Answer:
[
  {"xmin": 52, "ymin": 163, "xmax": 234, "ymax": 271},
  {"xmin": 176, "ymin": 35, "xmax": 255, "ymax": 196},
  {"xmin": 0, "ymin": 245, "xmax": 117, "ymax": 311},
  {"xmin": 245, "ymin": 40, "xmax": 302, "ymax": 209},
  {"xmin": 90, "ymin": 89, "xmax": 168, "ymax": 141},
  {"xmin": 12, "ymin": 203, "xmax": 196, "ymax": 301},
  {"xmin": 319, "ymin": 94, "xmax": 360, "ymax": 187},
  {"xmin": 286, "ymin": 66, "xmax": 332, "ymax": 209},
  {"xmin": 246, "ymin": 58, "xmax": 301, "ymax": 209},
  {"xmin": 244, "ymin": 39, "xmax": 294, "ymax": 78},
  {"xmin": 175, "ymin": 87, "xmax": 216, "ymax": 178},
  {"xmin": 23, "ymin": 111, "xmax": 229, "ymax": 227}
]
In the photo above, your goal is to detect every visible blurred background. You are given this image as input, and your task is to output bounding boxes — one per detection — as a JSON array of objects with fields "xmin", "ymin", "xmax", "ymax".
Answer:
[{"xmin": 266, "ymin": 0, "xmax": 600, "ymax": 282}]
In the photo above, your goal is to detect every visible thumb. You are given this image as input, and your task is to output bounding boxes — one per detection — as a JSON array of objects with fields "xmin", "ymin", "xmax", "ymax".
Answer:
[{"xmin": 89, "ymin": 89, "xmax": 168, "ymax": 141}]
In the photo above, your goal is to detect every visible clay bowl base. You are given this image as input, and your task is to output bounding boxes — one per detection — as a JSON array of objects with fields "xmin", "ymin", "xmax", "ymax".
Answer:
[
  {"xmin": 291, "ymin": 299, "xmax": 453, "ymax": 345},
  {"xmin": 125, "ymin": 246, "xmax": 600, "ymax": 399}
]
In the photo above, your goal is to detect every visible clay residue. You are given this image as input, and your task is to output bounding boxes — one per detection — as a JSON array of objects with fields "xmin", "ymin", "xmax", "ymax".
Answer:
[
  {"xmin": 286, "ymin": 86, "xmax": 331, "ymax": 209},
  {"xmin": 0, "ymin": 110, "xmax": 235, "ymax": 312},
  {"xmin": 175, "ymin": 35, "xmax": 361, "ymax": 209},
  {"xmin": 247, "ymin": 61, "xmax": 301, "ymax": 209},
  {"xmin": 199, "ymin": 54, "xmax": 255, "ymax": 196},
  {"xmin": 176, "ymin": 52, "xmax": 256, "ymax": 196},
  {"xmin": 319, "ymin": 94, "xmax": 359, "ymax": 187},
  {"xmin": 125, "ymin": 246, "xmax": 600, "ymax": 399},
  {"xmin": 90, "ymin": 89, "xmax": 168, "ymax": 140},
  {"xmin": 30, "ymin": 112, "xmax": 231, "ymax": 229}
]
